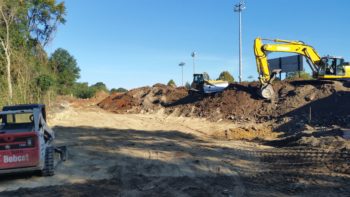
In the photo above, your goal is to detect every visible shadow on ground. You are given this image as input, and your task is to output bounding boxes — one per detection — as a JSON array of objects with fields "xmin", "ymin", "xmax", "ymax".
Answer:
[{"xmin": 1, "ymin": 125, "xmax": 349, "ymax": 196}]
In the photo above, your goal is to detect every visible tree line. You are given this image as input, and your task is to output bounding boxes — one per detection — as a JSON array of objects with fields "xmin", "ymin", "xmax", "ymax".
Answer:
[
  {"xmin": 0, "ymin": 0, "xmax": 67, "ymax": 106},
  {"xmin": 0, "ymin": 0, "xmax": 126, "ymax": 107}
]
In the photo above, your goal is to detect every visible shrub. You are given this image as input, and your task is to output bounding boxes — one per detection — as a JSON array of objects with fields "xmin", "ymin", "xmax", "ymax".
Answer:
[
  {"xmin": 167, "ymin": 79, "xmax": 176, "ymax": 87},
  {"xmin": 73, "ymin": 83, "xmax": 96, "ymax": 99},
  {"xmin": 111, "ymin": 87, "xmax": 128, "ymax": 93},
  {"xmin": 217, "ymin": 71, "xmax": 234, "ymax": 83}
]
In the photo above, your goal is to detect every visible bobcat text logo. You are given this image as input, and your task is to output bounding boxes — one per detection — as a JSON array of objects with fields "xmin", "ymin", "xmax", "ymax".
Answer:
[{"xmin": 3, "ymin": 154, "xmax": 29, "ymax": 163}]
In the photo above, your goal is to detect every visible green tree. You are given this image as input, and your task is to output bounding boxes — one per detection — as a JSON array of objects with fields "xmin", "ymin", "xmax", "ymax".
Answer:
[
  {"xmin": 73, "ymin": 83, "xmax": 95, "ymax": 99},
  {"xmin": 111, "ymin": 87, "xmax": 128, "ymax": 93},
  {"xmin": 167, "ymin": 79, "xmax": 176, "ymax": 87},
  {"xmin": 217, "ymin": 71, "xmax": 234, "ymax": 83},
  {"xmin": 36, "ymin": 74, "xmax": 54, "ymax": 92},
  {"xmin": 27, "ymin": 0, "xmax": 67, "ymax": 46},
  {"xmin": 286, "ymin": 71, "xmax": 312, "ymax": 80},
  {"xmin": 49, "ymin": 48, "xmax": 80, "ymax": 95},
  {"xmin": 91, "ymin": 82, "xmax": 108, "ymax": 92},
  {"xmin": 203, "ymin": 72, "xmax": 210, "ymax": 80},
  {"xmin": 0, "ymin": 0, "xmax": 26, "ymax": 102},
  {"xmin": 0, "ymin": 0, "xmax": 66, "ymax": 104}
]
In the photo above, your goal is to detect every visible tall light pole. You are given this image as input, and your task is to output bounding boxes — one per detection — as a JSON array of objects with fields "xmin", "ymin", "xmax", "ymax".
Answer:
[
  {"xmin": 234, "ymin": 0, "xmax": 245, "ymax": 83},
  {"xmin": 191, "ymin": 51, "xmax": 196, "ymax": 75},
  {"xmin": 179, "ymin": 62, "xmax": 185, "ymax": 86}
]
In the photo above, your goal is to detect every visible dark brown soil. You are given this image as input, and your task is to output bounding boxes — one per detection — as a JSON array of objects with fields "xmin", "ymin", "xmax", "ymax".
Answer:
[
  {"xmin": 98, "ymin": 80, "xmax": 350, "ymax": 127},
  {"xmin": 98, "ymin": 84, "xmax": 188, "ymax": 113},
  {"xmin": 97, "ymin": 80, "xmax": 350, "ymax": 152}
]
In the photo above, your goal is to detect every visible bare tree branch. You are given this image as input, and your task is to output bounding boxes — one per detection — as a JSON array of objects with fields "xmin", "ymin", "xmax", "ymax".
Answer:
[{"xmin": 0, "ymin": 3, "xmax": 14, "ymax": 102}]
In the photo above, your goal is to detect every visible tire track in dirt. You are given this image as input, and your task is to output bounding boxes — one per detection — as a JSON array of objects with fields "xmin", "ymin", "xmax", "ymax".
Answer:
[{"xmin": 1, "ymin": 105, "xmax": 350, "ymax": 196}]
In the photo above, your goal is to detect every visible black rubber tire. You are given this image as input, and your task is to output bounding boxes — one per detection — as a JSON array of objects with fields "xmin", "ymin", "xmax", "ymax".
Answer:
[{"xmin": 42, "ymin": 146, "xmax": 55, "ymax": 176}]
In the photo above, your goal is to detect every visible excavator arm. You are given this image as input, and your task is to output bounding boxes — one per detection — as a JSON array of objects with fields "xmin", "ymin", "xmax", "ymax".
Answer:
[
  {"xmin": 254, "ymin": 38, "xmax": 323, "ymax": 99},
  {"xmin": 254, "ymin": 38, "xmax": 322, "ymax": 85}
]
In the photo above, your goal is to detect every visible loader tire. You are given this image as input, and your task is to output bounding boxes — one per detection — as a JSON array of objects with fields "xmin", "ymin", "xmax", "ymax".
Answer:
[{"xmin": 42, "ymin": 146, "xmax": 55, "ymax": 176}]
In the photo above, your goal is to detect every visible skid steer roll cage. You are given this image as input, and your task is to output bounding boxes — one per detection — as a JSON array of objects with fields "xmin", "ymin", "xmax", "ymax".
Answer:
[{"xmin": 0, "ymin": 109, "xmax": 54, "ymax": 142}]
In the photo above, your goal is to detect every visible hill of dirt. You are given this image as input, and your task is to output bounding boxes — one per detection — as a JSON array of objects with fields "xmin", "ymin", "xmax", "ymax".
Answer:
[
  {"xmin": 98, "ymin": 80, "xmax": 350, "ymax": 150},
  {"xmin": 98, "ymin": 84, "xmax": 188, "ymax": 113},
  {"xmin": 98, "ymin": 80, "xmax": 350, "ymax": 126}
]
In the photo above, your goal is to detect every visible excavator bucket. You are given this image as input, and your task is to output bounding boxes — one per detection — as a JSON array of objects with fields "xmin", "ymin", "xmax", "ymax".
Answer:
[{"xmin": 259, "ymin": 84, "xmax": 274, "ymax": 99}]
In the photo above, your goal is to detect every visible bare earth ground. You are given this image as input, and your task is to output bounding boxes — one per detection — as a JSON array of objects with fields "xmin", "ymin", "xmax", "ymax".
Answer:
[{"xmin": 0, "ymin": 104, "xmax": 349, "ymax": 196}]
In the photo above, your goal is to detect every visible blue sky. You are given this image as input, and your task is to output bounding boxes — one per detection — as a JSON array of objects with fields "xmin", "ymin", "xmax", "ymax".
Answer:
[{"xmin": 47, "ymin": 0, "xmax": 350, "ymax": 90}]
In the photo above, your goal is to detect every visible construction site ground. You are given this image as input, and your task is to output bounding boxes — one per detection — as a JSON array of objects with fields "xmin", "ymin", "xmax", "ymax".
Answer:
[{"xmin": 1, "ymin": 80, "xmax": 350, "ymax": 196}]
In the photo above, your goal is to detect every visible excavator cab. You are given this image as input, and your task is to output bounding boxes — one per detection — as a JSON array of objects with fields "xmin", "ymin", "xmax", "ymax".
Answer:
[{"xmin": 318, "ymin": 56, "xmax": 346, "ymax": 76}]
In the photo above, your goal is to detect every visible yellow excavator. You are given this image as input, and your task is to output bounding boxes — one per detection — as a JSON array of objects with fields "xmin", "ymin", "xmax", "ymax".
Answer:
[{"xmin": 254, "ymin": 38, "xmax": 350, "ymax": 99}]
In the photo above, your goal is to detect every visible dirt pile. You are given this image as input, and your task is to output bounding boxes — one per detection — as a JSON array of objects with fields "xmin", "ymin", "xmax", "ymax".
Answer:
[
  {"xmin": 267, "ymin": 127, "xmax": 350, "ymax": 149},
  {"xmin": 98, "ymin": 84, "xmax": 187, "ymax": 113},
  {"xmin": 98, "ymin": 82, "xmax": 268, "ymax": 120},
  {"xmin": 99, "ymin": 80, "xmax": 350, "ymax": 127},
  {"xmin": 164, "ymin": 82, "xmax": 269, "ymax": 121},
  {"xmin": 98, "ymin": 80, "xmax": 350, "ymax": 150}
]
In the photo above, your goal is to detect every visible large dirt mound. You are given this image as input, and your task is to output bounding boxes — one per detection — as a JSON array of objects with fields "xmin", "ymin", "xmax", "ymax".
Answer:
[
  {"xmin": 99, "ymin": 80, "xmax": 350, "ymax": 127},
  {"xmin": 98, "ymin": 84, "xmax": 187, "ymax": 113}
]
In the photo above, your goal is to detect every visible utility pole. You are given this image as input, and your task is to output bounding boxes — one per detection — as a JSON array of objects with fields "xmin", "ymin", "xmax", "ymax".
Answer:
[
  {"xmin": 234, "ymin": 1, "xmax": 246, "ymax": 83},
  {"xmin": 179, "ymin": 62, "xmax": 185, "ymax": 86},
  {"xmin": 191, "ymin": 51, "xmax": 196, "ymax": 75}
]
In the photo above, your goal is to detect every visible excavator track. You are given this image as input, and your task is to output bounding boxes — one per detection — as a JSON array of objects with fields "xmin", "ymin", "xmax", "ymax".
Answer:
[
  {"xmin": 219, "ymin": 146, "xmax": 350, "ymax": 195},
  {"xmin": 231, "ymin": 148, "xmax": 350, "ymax": 174}
]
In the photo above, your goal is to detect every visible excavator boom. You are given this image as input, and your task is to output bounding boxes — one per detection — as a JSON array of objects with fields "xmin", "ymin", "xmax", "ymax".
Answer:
[
  {"xmin": 254, "ymin": 38, "xmax": 350, "ymax": 99},
  {"xmin": 255, "ymin": 38, "xmax": 321, "ymax": 86}
]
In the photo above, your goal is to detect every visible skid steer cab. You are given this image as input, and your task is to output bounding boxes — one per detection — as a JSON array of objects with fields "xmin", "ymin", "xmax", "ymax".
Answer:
[{"xmin": 0, "ymin": 104, "xmax": 67, "ymax": 176}]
